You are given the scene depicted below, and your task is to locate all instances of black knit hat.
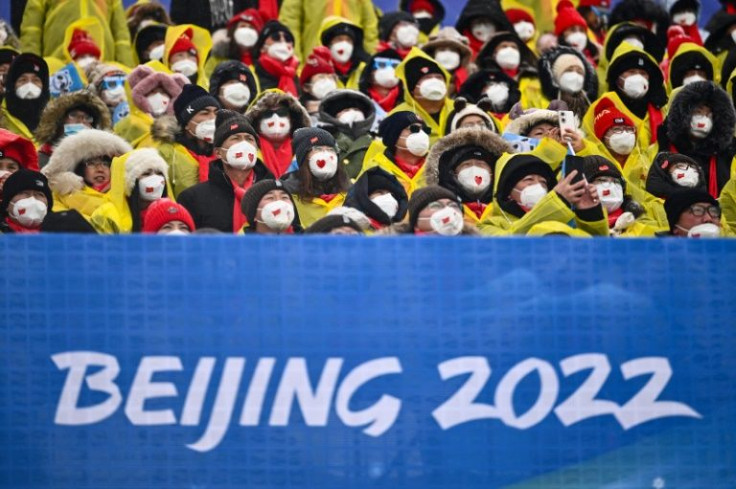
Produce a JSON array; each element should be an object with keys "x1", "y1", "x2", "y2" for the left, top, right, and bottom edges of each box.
[
  {"x1": 305, "y1": 214, "x2": 364, "y2": 234},
  {"x1": 408, "y1": 185, "x2": 461, "y2": 230},
  {"x1": 40, "y1": 209, "x2": 96, "y2": 233},
  {"x1": 378, "y1": 111, "x2": 424, "y2": 150},
  {"x1": 173, "y1": 84, "x2": 221, "y2": 127},
  {"x1": 214, "y1": 109, "x2": 260, "y2": 148},
  {"x1": 582, "y1": 155, "x2": 624, "y2": 186},
  {"x1": 291, "y1": 127, "x2": 336, "y2": 167},
  {"x1": 378, "y1": 11, "x2": 417, "y2": 41},
  {"x1": 135, "y1": 24, "x2": 167, "y2": 62},
  {"x1": 255, "y1": 21, "x2": 295, "y2": 56},
  {"x1": 0, "y1": 169, "x2": 53, "y2": 217},
  {"x1": 664, "y1": 189, "x2": 719, "y2": 232},
  {"x1": 404, "y1": 56, "x2": 445, "y2": 94},
  {"x1": 240, "y1": 179, "x2": 294, "y2": 227},
  {"x1": 208, "y1": 60, "x2": 258, "y2": 101}
]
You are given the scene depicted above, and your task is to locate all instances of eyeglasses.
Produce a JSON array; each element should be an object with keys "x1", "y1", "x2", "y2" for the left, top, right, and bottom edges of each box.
[
  {"x1": 264, "y1": 107, "x2": 289, "y2": 118},
  {"x1": 84, "y1": 159, "x2": 111, "y2": 169},
  {"x1": 688, "y1": 204, "x2": 721, "y2": 218},
  {"x1": 608, "y1": 126, "x2": 634, "y2": 135},
  {"x1": 426, "y1": 201, "x2": 461, "y2": 212},
  {"x1": 593, "y1": 176, "x2": 618, "y2": 185},
  {"x1": 408, "y1": 123, "x2": 430, "y2": 135},
  {"x1": 66, "y1": 110, "x2": 94, "y2": 124}
]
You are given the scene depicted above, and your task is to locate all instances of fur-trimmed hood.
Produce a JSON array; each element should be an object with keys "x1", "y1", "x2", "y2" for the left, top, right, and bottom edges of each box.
[
  {"x1": 317, "y1": 89, "x2": 375, "y2": 139},
  {"x1": 34, "y1": 91, "x2": 112, "y2": 146},
  {"x1": 538, "y1": 46, "x2": 598, "y2": 103},
  {"x1": 150, "y1": 115, "x2": 181, "y2": 144},
  {"x1": 245, "y1": 89, "x2": 311, "y2": 133},
  {"x1": 503, "y1": 109, "x2": 559, "y2": 136},
  {"x1": 42, "y1": 129, "x2": 132, "y2": 195},
  {"x1": 377, "y1": 221, "x2": 481, "y2": 236},
  {"x1": 127, "y1": 1, "x2": 172, "y2": 38}
]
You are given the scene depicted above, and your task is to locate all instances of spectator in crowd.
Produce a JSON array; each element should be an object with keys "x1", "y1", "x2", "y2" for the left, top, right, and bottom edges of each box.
[
  {"x1": 646, "y1": 152, "x2": 706, "y2": 200},
  {"x1": 133, "y1": 23, "x2": 168, "y2": 65},
  {"x1": 142, "y1": 197, "x2": 195, "y2": 234},
  {"x1": 377, "y1": 12, "x2": 421, "y2": 60},
  {"x1": 664, "y1": 189, "x2": 728, "y2": 237},
  {"x1": 343, "y1": 167, "x2": 408, "y2": 232},
  {"x1": 253, "y1": 21, "x2": 300, "y2": 96},
  {"x1": 421, "y1": 27, "x2": 472, "y2": 97},
  {"x1": 240, "y1": 178, "x2": 301, "y2": 234},
  {"x1": 209, "y1": 60, "x2": 259, "y2": 113},
  {"x1": 0, "y1": 129, "x2": 39, "y2": 201},
  {"x1": 0, "y1": 168, "x2": 52, "y2": 233},
  {"x1": 206, "y1": 9, "x2": 265, "y2": 74},
  {"x1": 358, "y1": 49, "x2": 403, "y2": 125},
  {"x1": 455, "y1": 0, "x2": 514, "y2": 59},
  {"x1": 380, "y1": 185, "x2": 477, "y2": 236},
  {"x1": 298, "y1": 47, "x2": 338, "y2": 122},
  {"x1": 305, "y1": 213, "x2": 363, "y2": 234},
  {"x1": 401, "y1": 0, "x2": 445, "y2": 45},
  {"x1": 163, "y1": 25, "x2": 211, "y2": 87},
  {"x1": 0, "y1": 53, "x2": 48, "y2": 142},
  {"x1": 319, "y1": 16, "x2": 369, "y2": 90},
  {"x1": 538, "y1": 46, "x2": 599, "y2": 121}
]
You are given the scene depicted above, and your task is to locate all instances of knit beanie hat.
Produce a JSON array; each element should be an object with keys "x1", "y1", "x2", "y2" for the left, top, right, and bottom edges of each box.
[
  {"x1": 0, "y1": 169, "x2": 52, "y2": 217},
  {"x1": 208, "y1": 60, "x2": 258, "y2": 99},
  {"x1": 665, "y1": 189, "x2": 718, "y2": 231},
  {"x1": 292, "y1": 127, "x2": 336, "y2": 167},
  {"x1": 506, "y1": 8, "x2": 534, "y2": 25},
  {"x1": 582, "y1": 155, "x2": 624, "y2": 186},
  {"x1": 240, "y1": 179, "x2": 294, "y2": 226},
  {"x1": 552, "y1": 53, "x2": 585, "y2": 81},
  {"x1": 85, "y1": 61, "x2": 126, "y2": 93},
  {"x1": 174, "y1": 84, "x2": 221, "y2": 127},
  {"x1": 305, "y1": 214, "x2": 364, "y2": 234},
  {"x1": 407, "y1": 185, "x2": 461, "y2": 229},
  {"x1": 226, "y1": 8, "x2": 265, "y2": 32},
  {"x1": 214, "y1": 109, "x2": 259, "y2": 148},
  {"x1": 68, "y1": 29, "x2": 101, "y2": 60},
  {"x1": 299, "y1": 46, "x2": 335, "y2": 85},
  {"x1": 378, "y1": 111, "x2": 424, "y2": 150},
  {"x1": 593, "y1": 98, "x2": 634, "y2": 140},
  {"x1": 169, "y1": 28, "x2": 198, "y2": 60},
  {"x1": 378, "y1": 11, "x2": 417, "y2": 41},
  {"x1": 142, "y1": 198, "x2": 195, "y2": 233},
  {"x1": 403, "y1": 56, "x2": 445, "y2": 94},
  {"x1": 555, "y1": 0, "x2": 588, "y2": 36},
  {"x1": 0, "y1": 130, "x2": 39, "y2": 171}
]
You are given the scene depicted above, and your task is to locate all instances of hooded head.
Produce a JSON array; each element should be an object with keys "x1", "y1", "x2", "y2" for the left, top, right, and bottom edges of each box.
[
  {"x1": 318, "y1": 89, "x2": 375, "y2": 138},
  {"x1": 4, "y1": 53, "x2": 50, "y2": 132},
  {"x1": 494, "y1": 153, "x2": 556, "y2": 218},
  {"x1": 607, "y1": 43, "x2": 667, "y2": 109},
  {"x1": 209, "y1": 60, "x2": 259, "y2": 111},
  {"x1": 344, "y1": 167, "x2": 408, "y2": 226},
  {"x1": 646, "y1": 152, "x2": 705, "y2": 199},
  {"x1": 34, "y1": 91, "x2": 112, "y2": 146}
]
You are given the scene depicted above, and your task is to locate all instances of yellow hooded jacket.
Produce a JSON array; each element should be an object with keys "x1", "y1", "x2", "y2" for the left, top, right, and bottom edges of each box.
[
  {"x1": 319, "y1": 17, "x2": 367, "y2": 90},
  {"x1": 666, "y1": 43, "x2": 719, "y2": 95},
  {"x1": 163, "y1": 24, "x2": 212, "y2": 90},
  {"x1": 359, "y1": 140, "x2": 427, "y2": 198}
]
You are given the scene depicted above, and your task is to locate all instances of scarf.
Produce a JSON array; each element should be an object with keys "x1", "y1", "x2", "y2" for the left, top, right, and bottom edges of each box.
[
  {"x1": 376, "y1": 41, "x2": 411, "y2": 59},
  {"x1": 607, "y1": 207, "x2": 624, "y2": 228},
  {"x1": 231, "y1": 170, "x2": 255, "y2": 232},
  {"x1": 319, "y1": 193, "x2": 337, "y2": 203},
  {"x1": 394, "y1": 154, "x2": 424, "y2": 179},
  {"x1": 258, "y1": 54, "x2": 299, "y2": 96},
  {"x1": 368, "y1": 86, "x2": 400, "y2": 113},
  {"x1": 465, "y1": 201, "x2": 487, "y2": 220},
  {"x1": 4, "y1": 217, "x2": 39, "y2": 233},
  {"x1": 259, "y1": 136, "x2": 293, "y2": 178},
  {"x1": 647, "y1": 104, "x2": 663, "y2": 146},
  {"x1": 258, "y1": 0, "x2": 279, "y2": 20},
  {"x1": 186, "y1": 148, "x2": 218, "y2": 182},
  {"x1": 239, "y1": 50, "x2": 254, "y2": 67},
  {"x1": 333, "y1": 59, "x2": 353, "y2": 76},
  {"x1": 464, "y1": 31, "x2": 485, "y2": 59}
]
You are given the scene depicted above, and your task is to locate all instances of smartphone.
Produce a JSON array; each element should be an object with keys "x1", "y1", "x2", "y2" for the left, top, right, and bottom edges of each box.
[
  {"x1": 558, "y1": 110, "x2": 576, "y2": 135},
  {"x1": 565, "y1": 155, "x2": 586, "y2": 184}
]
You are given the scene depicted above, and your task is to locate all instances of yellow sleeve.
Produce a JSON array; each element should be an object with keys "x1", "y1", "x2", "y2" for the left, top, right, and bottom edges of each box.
[
  {"x1": 360, "y1": 1, "x2": 379, "y2": 55},
  {"x1": 110, "y1": 0, "x2": 134, "y2": 66},
  {"x1": 19, "y1": 0, "x2": 46, "y2": 56},
  {"x1": 279, "y1": 0, "x2": 304, "y2": 61}
]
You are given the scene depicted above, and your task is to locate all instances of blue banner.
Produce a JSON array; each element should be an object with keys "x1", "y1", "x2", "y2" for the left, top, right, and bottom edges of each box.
[{"x1": 1, "y1": 236, "x2": 735, "y2": 488}]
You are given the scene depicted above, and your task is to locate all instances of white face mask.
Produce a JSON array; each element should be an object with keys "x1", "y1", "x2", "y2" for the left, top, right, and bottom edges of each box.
[
  {"x1": 514, "y1": 21, "x2": 535, "y2": 42},
  {"x1": 690, "y1": 114, "x2": 713, "y2": 138},
  {"x1": 672, "y1": 11, "x2": 697, "y2": 26},
  {"x1": 193, "y1": 118, "x2": 216, "y2": 142},
  {"x1": 371, "y1": 193, "x2": 399, "y2": 219},
  {"x1": 518, "y1": 183, "x2": 547, "y2": 209},
  {"x1": 103, "y1": 86, "x2": 126, "y2": 105},
  {"x1": 330, "y1": 40, "x2": 353, "y2": 63},
  {"x1": 559, "y1": 71, "x2": 585, "y2": 93},
  {"x1": 225, "y1": 140, "x2": 257, "y2": 169},
  {"x1": 337, "y1": 108, "x2": 365, "y2": 126},
  {"x1": 267, "y1": 42, "x2": 293, "y2": 61},
  {"x1": 731, "y1": 30, "x2": 736, "y2": 44},
  {"x1": 15, "y1": 82, "x2": 42, "y2": 100},
  {"x1": 222, "y1": 83, "x2": 250, "y2": 108},
  {"x1": 623, "y1": 37, "x2": 644, "y2": 50},
  {"x1": 9, "y1": 196, "x2": 47, "y2": 227},
  {"x1": 485, "y1": 83, "x2": 509, "y2": 109},
  {"x1": 566, "y1": 32, "x2": 588, "y2": 51},
  {"x1": 0, "y1": 28, "x2": 7, "y2": 45},
  {"x1": 171, "y1": 59, "x2": 198, "y2": 77},
  {"x1": 76, "y1": 56, "x2": 97, "y2": 69},
  {"x1": 162, "y1": 229, "x2": 189, "y2": 235},
  {"x1": 310, "y1": 77, "x2": 337, "y2": 99},
  {"x1": 259, "y1": 114, "x2": 291, "y2": 138},
  {"x1": 418, "y1": 77, "x2": 447, "y2": 101},
  {"x1": 495, "y1": 47, "x2": 520, "y2": 70},
  {"x1": 681, "y1": 222, "x2": 721, "y2": 238},
  {"x1": 621, "y1": 74, "x2": 649, "y2": 99},
  {"x1": 138, "y1": 174, "x2": 166, "y2": 201},
  {"x1": 457, "y1": 166, "x2": 491, "y2": 195},
  {"x1": 147, "y1": 92, "x2": 170, "y2": 116},
  {"x1": 259, "y1": 200, "x2": 294, "y2": 231},
  {"x1": 682, "y1": 74, "x2": 706, "y2": 86},
  {"x1": 234, "y1": 27, "x2": 259, "y2": 48},
  {"x1": 374, "y1": 67, "x2": 399, "y2": 88},
  {"x1": 308, "y1": 150, "x2": 338, "y2": 180},
  {"x1": 435, "y1": 49, "x2": 460, "y2": 71},
  {"x1": 395, "y1": 24, "x2": 419, "y2": 48},
  {"x1": 607, "y1": 132, "x2": 636, "y2": 155},
  {"x1": 670, "y1": 166, "x2": 699, "y2": 187},
  {"x1": 148, "y1": 44, "x2": 165, "y2": 61},
  {"x1": 426, "y1": 206, "x2": 464, "y2": 236},
  {"x1": 471, "y1": 22, "x2": 494, "y2": 42},
  {"x1": 404, "y1": 130, "x2": 430, "y2": 156},
  {"x1": 595, "y1": 181, "x2": 624, "y2": 212}
]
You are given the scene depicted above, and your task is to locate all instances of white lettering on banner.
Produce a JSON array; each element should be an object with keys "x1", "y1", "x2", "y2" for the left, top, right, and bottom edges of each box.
[{"x1": 52, "y1": 353, "x2": 701, "y2": 451}]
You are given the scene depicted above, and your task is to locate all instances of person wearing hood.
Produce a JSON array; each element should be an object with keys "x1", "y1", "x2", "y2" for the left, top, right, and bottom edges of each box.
[
  {"x1": 126, "y1": 1, "x2": 172, "y2": 41},
  {"x1": 0, "y1": 47, "x2": 19, "y2": 99},
  {"x1": 317, "y1": 89, "x2": 376, "y2": 180},
  {"x1": 361, "y1": 111, "x2": 430, "y2": 197},
  {"x1": 668, "y1": 0, "x2": 703, "y2": 44},
  {"x1": 206, "y1": 9, "x2": 265, "y2": 77},
  {"x1": 319, "y1": 17, "x2": 369, "y2": 90},
  {"x1": 114, "y1": 63, "x2": 189, "y2": 147},
  {"x1": 0, "y1": 53, "x2": 49, "y2": 143},
  {"x1": 420, "y1": 27, "x2": 473, "y2": 97},
  {"x1": 649, "y1": 81, "x2": 736, "y2": 199},
  {"x1": 133, "y1": 23, "x2": 168, "y2": 65},
  {"x1": 554, "y1": 0, "x2": 600, "y2": 67},
  {"x1": 476, "y1": 32, "x2": 545, "y2": 110},
  {"x1": 280, "y1": 127, "x2": 350, "y2": 227},
  {"x1": 305, "y1": 214, "x2": 364, "y2": 235},
  {"x1": 0, "y1": 129, "x2": 39, "y2": 200},
  {"x1": 299, "y1": 47, "x2": 339, "y2": 122},
  {"x1": 392, "y1": 47, "x2": 453, "y2": 144},
  {"x1": 577, "y1": 0, "x2": 611, "y2": 46},
  {"x1": 178, "y1": 109, "x2": 273, "y2": 233},
  {"x1": 376, "y1": 12, "x2": 421, "y2": 60},
  {"x1": 239, "y1": 178, "x2": 302, "y2": 234},
  {"x1": 41, "y1": 128, "x2": 132, "y2": 219},
  {"x1": 425, "y1": 128, "x2": 511, "y2": 227},
  {"x1": 85, "y1": 61, "x2": 130, "y2": 117},
  {"x1": 343, "y1": 167, "x2": 408, "y2": 232},
  {"x1": 458, "y1": 70, "x2": 520, "y2": 124},
  {"x1": 90, "y1": 148, "x2": 173, "y2": 233},
  {"x1": 704, "y1": 11, "x2": 736, "y2": 64},
  {"x1": 401, "y1": 0, "x2": 445, "y2": 45},
  {"x1": 479, "y1": 153, "x2": 609, "y2": 236},
  {"x1": 646, "y1": 152, "x2": 706, "y2": 200},
  {"x1": 252, "y1": 21, "x2": 300, "y2": 97},
  {"x1": 163, "y1": 25, "x2": 212, "y2": 88},
  {"x1": 665, "y1": 35, "x2": 717, "y2": 95},
  {"x1": 662, "y1": 189, "x2": 730, "y2": 238},
  {"x1": 0, "y1": 168, "x2": 53, "y2": 233},
  {"x1": 169, "y1": 0, "x2": 266, "y2": 33},
  {"x1": 538, "y1": 46, "x2": 599, "y2": 122},
  {"x1": 142, "y1": 197, "x2": 195, "y2": 235},
  {"x1": 446, "y1": 97, "x2": 501, "y2": 134},
  {"x1": 245, "y1": 89, "x2": 311, "y2": 178},
  {"x1": 609, "y1": 0, "x2": 672, "y2": 52},
  {"x1": 209, "y1": 60, "x2": 260, "y2": 113},
  {"x1": 358, "y1": 49, "x2": 403, "y2": 127},
  {"x1": 583, "y1": 44, "x2": 668, "y2": 152},
  {"x1": 505, "y1": 6, "x2": 538, "y2": 54},
  {"x1": 454, "y1": 0, "x2": 515, "y2": 59},
  {"x1": 62, "y1": 27, "x2": 104, "y2": 74},
  {"x1": 596, "y1": 22, "x2": 665, "y2": 90}
]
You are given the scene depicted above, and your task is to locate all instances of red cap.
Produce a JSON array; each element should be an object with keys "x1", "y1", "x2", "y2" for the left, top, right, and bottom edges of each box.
[
  {"x1": 506, "y1": 8, "x2": 534, "y2": 25},
  {"x1": 299, "y1": 46, "x2": 335, "y2": 84},
  {"x1": 554, "y1": 0, "x2": 588, "y2": 36},
  {"x1": 666, "y1": 25, "x2": 697, "y2": 59},
  {"x1": 226, "y1": 8, "x2": 265, "y2": 32},
  {"x1": 68, "y1": 29, "x2": 101, "y2": 60},
  {"x1": 410, "y1": 0, "x2": 435, "y2": 15},
  {"x1": 578, "y1": 0, "x2": 610, "y2": 7},
  {"x1": 169, "y1": 28, "x2": 198, "y2": 60},
  {"x1": 594, "y1": 98, "x2": 634, "y2": 140},
  {"x1": 0, "y1": 129, "x2": 39, "y2": 171},
  {"x1": 142, "y1": 198, "x2": 195, "y2": 233}
]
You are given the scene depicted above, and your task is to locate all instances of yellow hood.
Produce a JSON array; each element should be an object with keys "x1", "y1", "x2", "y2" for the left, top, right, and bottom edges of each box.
[
  {"x1": 395, "y1": 46, "x2": 451, "y2": 104},
  {"x1": 61, "y1": 17, "x2": 107, "y2": 68},
  {"x1": 163, "y1": 24, "x2": 212, "y2": 89},
  {"x1": 667, "y1": 42, "x2": 718, "y2": 94}
]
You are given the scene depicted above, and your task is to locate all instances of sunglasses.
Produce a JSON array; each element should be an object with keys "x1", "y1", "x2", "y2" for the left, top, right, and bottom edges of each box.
[
  {"x1": 373, "y1": 58, "x2": 400, "y2": 70},
  {"x1": 408, "y1": 123, "x2": 430, "y2": 135},
  {"x1": 268, "y1": 31, "x2": 292, "y2": 42},
  {"x1": 264, "y1": 107, "x2": 289, "y2": 118},
  {"x1": 101, "y1": 76, "x2": 125, "y2": 90}
]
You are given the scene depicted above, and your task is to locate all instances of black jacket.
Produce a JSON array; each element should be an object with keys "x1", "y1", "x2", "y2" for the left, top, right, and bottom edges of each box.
[
  {"x1": 178, "y1": 159, "x2": 273, "y2": 232},
  {"x1": 170, "y1": 0, "x2": 256, "y2": 31}
]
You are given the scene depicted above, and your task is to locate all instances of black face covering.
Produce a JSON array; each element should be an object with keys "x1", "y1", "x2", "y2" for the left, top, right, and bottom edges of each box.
[
  {"x1": 4, "y1": 54, "x2": 49, "y2": 132},
  {"x1": 416, "y1": 17, "x2": 436, "y2": 34}
]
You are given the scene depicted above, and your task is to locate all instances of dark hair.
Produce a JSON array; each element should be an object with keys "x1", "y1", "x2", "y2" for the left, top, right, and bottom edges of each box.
[
  {"x1": 294, "y1": 149, "x2": 350, "y2": 199},
  {"x1": 127, "y1": 176, "x2": 168, "y2": 232}
]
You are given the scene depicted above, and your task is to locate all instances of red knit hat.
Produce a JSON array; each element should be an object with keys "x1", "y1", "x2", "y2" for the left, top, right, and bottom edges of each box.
[
  {"x1": 299, "y1": 46, "x2": 335, "y2": 84},
  {"x1": 169, "y1": 28, "x2": 198, "y2": 60},
  {"x1": 506, "y1": 8, "x2": 534, "y2": 25},
  {"x1": 409, "y1": 0, "x2": 435, "y2": 14},
  {"x1": 0, "y1": 129, "x2": 39, "y2": 171},
  {"x1": 142, "y1": 198, "x2": 195, "y2": 233},
  {"x1": 666, "y1": 25, "x2": 696, "y2": 59},
  {"x1": 226, "y1": 8, "x2": 265, "y2": 32},
  {"x1": 578, "y1": 0, "x2": 610, "y2": 7},
  {"x1": 554, "y1": 0, "x2": 588, "y2": 36},
  {"x1": 593, "y1": 99, "x2": 634, "y2": 140},
  {"x1": 68, "y1": 29, "x2": 101, "y2": 60}
]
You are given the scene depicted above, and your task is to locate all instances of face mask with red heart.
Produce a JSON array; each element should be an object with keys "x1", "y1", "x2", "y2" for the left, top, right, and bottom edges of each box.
[
  {"x1": 225, "y1": 141, "x2": 258, "y2": 170},
  {"x1": 308, "y1": 150, "x2": 338, "y2": 180},
  {"x1": 138, "y1": 174, "x2": 166, "y2": 201}
]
